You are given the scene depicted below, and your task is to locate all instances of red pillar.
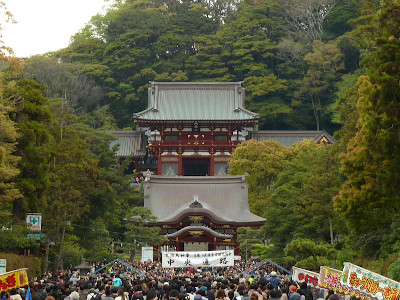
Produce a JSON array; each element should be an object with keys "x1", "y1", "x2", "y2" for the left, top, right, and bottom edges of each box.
[
  {"x1": 210, "y1": 148, "x2": 214, "y2": 176},
  {"x1": 158, "y1": 149, "x2": 162, "y2": 175},
  {"x1": 178, "y1": 147, "x2": 183, "y2": 175}
]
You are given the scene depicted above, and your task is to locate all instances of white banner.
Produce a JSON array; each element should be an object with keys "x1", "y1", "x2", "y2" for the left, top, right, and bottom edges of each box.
[
  {"x1": 162, "y1": 250, "x2": 234, "y2": 268},
  {"x1": 341, "y1": 262, "x2": 400, "y2": 300},
  {"x1": 292, "y1": 266, "x2": 319, "y2": 287}
]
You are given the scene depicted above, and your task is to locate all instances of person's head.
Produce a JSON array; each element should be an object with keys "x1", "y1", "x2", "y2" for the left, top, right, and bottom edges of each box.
[
  {"x1": 169, "y1": 289, "x2": 180, "y2": 300},
  {"x1": 249, "y1": 293, "x2": 258, "y2": 300},
  {"x1": 328, "y1": 295, "x2": 339, "y2": 300},
  {"x1": 300, "y1": 283, "x2": 307, "y2": 290},
  {"x1": 215, "y1": 289, "x2": 225, "y2": 300},
  {"x1": 228, "y1": 290, "x2": 234, "y2": 300},
  {"x1": 117, "y1": 289, "x2": 125, "y2": 297},
  {"x1": 147, "y1": 289, "x2": 158, "y2": 300},
  {"x1": 289, "y1": 285, "x2": 297, "y2": 294}
]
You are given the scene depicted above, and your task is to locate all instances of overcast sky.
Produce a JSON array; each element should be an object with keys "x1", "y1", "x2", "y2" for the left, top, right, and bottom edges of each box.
[{"x1": 2, "y1": 0, "x2": 114, "y2": 58}]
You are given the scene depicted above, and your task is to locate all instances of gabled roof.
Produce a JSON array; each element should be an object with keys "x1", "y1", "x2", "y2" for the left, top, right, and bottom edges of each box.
[
  {"x1": 110, "y1": 131, "x2": 146, "y2": 157},
  {"x1": 252, "y1": 130, "x2": 335, "y2": 147},
  {"x1": 144, "y1": 176, "x2": 265, "y2": 225},
  {"x1": 158, "y1": 199, "x2": 235, "y2": 224},
  {"x1": 134, "y1": 82, "x2": 259, "y2": 122},
  {"x1": 166, "y1": 225, "x2": 233, "y2": 239}
]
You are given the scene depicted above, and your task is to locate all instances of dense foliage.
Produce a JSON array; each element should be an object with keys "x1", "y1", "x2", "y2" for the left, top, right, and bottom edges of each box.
[{"x1": 0, "y1": 0, "x2": 399, "y2": 277}]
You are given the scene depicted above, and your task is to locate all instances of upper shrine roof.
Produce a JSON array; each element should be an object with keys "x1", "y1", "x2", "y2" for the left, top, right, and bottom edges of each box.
[{"x1": 134, "y1": 82, "x2": 259, "y2": 122}]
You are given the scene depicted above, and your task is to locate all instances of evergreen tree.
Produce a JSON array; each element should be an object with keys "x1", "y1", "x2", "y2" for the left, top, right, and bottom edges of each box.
[{"x1": 334, "y1": 0, "x2": 400, "y2": 258}]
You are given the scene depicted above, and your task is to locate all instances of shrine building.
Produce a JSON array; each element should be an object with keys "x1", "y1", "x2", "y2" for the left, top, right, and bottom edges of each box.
[{"x1": 113, "y1": 81, "x2": 334, "y2": 254}]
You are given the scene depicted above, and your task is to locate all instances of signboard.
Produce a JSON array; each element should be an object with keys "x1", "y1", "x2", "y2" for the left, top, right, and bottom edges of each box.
[
  {"x1": 292, "y1": 266, "x2": 319, "y2": 287},
  {"x1": 26, "y1": 213, "x2": 42, "y2": 232},
  {"x1": 0, "y1": 268, "x2": 28, "y2": 292},
  {"x1": 319, "y1": 266, "x2": 347, "y2": 292},
  {"x1": 162, "y1": 250, "x2": 234, "y2": 268},
  {"x1": 0, "y1": 260, "x2": 6, "y2": 275},
  {"x1": 341, "y1": 262, "x2": 400, "y2": 300},
  {"x1": 141, "y1": 246, "x2": 153, "y2": 263},
  {"x1": 27, "y1": 232, "x2": 43, "y2": 241}
]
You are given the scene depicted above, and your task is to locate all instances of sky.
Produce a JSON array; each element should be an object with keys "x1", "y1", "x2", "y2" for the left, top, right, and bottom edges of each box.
[{"x1": 2, "y1": 0, "x2": 114, "y2": 58}]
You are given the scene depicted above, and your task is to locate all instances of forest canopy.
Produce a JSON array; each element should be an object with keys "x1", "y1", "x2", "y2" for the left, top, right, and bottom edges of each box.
[{"x1": 0, "y1": 0, "x2": 399, "y2": 278}]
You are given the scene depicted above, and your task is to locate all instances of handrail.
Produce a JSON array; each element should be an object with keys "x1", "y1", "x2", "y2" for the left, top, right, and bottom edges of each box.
[
  {"x1": 245, "y1": 259, "x2": 292, "y2": 276},
  {"x1": 93, "y1": 259, "x2": 135, "y2": 274}
]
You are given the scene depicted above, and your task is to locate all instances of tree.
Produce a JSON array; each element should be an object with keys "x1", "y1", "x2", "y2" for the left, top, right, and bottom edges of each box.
[
  {"x1": 334, "y1": 0, "x2": 400, "y2": 258},
  {"x1": 278, "y1": 0, "x2": 336, "y2": 44},
  {"x1": 228, "y1": 140, "x2": 290, "y2": 229},
  {"x1": 284, "y1": 238, "x2": 337, "y2": 271},
  {"x1": 295, "y1": 40, "x2": 344, "y2": 130},
  {"x1": 0, "y1": 101, "x2": 20, "y2": 220},
  {"x1": 23, "y1": 56, "x2": 103, "y2": 114},
  {"x1": 3, "y1": 79, "x2": 52, "y2": 221},
  {"x1": 124, "y1": 207, "x2": 167, "y2": 261},
  {"x1": 237, "y1": 227, "x2": 266, "y2": 261}
]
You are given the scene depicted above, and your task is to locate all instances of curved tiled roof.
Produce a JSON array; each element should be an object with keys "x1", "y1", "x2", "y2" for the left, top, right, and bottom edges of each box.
[
  {"x1": 252, "y1": 130, "x2": 335, "y2": 147},
  {"x1": 144, "y1": 176, "x2": 265, "y2": 225},
  {"x1": 110, "y1": 131, "x2": 146, "y2": 157},
  {"x1": 165, "y1": 225, "x2": 233, "y2": 239},
  {"x1": 134, "y1": 82, "x2": 258, "y2": 121}
]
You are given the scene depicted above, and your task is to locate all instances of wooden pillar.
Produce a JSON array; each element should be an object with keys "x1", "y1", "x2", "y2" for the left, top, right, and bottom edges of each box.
[
  {"x1": 178, "y1": 147, "x2": 183, "y2": 176},
  {"x1": 210, "y1": 148, "x2": 214, "y2": 176},
  {"x1": 158, "y1": 148, "x2": 162, "y2": 175}
]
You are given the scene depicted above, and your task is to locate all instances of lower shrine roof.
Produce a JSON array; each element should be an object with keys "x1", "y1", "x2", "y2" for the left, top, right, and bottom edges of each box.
[
  {"x1": 165, "y1": 225, "x2": 233, "y2": 239},
  {"x1": 143, "y1": 175, "x2": 265, "y2": 225}
]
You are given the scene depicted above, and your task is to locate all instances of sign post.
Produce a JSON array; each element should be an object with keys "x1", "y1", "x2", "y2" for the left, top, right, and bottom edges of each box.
[
  {"x1": 26, "y1": 213, "x2": 42, "y2": 232},
  {"x1": 0, "y1": 259, "x2": 6, "y2": 274},
  {"x1": 141, "y1": 247, "x2": 153, "y2": 263}
]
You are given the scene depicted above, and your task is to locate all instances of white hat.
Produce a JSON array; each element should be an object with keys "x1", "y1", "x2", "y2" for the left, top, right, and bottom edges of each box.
[{"x1": 271, "y1": 271, "x2": 277, "y2": 277}]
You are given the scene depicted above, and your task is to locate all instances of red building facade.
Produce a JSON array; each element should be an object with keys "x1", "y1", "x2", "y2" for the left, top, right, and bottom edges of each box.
[
  {"x1": 134, "y1": 82, "x2": 264, "y2": 254},
  {"x1": 127, "y1": 82, "x2": 334, "y2": 254}
]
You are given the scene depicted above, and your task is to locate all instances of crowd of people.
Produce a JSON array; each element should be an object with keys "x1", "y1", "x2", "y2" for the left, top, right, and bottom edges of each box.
[{"x1": 0, "y1": 261, "x2": 342, "y2": 300}]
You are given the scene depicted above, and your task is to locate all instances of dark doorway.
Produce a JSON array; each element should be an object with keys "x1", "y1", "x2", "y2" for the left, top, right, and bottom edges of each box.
[{"x1": 183, "y1": 158, "x2": 210, "y2": 176}]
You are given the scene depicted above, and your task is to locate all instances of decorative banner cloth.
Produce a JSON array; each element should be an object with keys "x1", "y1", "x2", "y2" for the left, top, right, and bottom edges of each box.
[
  {"x1": 162, "y1": 250, "x2": 234, "y2": 268},
  {"x1": 319, "y1": 266, "x2": 344, "y2": 291},
  {"x1": 319, "y1": 266, "x2": 376, "y2": 300},
  {"x1": 0, "y1": 268, "x2": 28, "y2": 292},
  {"x1": 341, "y1": 262, "x2": 400, "y2": 300},
  {"x1": 292, "y1": 266, "x2": 319, "y2": 287}
]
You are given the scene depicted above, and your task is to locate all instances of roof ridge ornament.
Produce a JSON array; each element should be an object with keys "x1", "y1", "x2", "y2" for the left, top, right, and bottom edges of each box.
[{"x1": 190, "y1": 195, "x2": 203, "y2": 208}]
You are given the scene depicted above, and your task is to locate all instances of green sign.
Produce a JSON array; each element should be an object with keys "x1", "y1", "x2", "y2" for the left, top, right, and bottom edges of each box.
[{"x1": 27, "y1": 232, "x2": 43, "y2": 241}]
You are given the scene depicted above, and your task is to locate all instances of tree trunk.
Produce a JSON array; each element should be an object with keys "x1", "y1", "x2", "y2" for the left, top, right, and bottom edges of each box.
[
  {"x1": 55, "y1": 210, "x2": 67, "y2": 272},
  {"x1": 43, "y1": 240, "x2": 50, "y2": 273},
  {"x1": 329, "y1": 217, "x2": 334, "y2": 245}
]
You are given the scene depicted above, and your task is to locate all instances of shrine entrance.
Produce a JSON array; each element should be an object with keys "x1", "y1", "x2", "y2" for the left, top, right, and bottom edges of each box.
[{"x1": 183, "y1": 158, "x2": 210, "y2": 176}]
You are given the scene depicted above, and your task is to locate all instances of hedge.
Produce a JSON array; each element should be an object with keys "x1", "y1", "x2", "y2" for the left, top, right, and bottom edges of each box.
[{"x1": 0, "y1": 253, "x2": 41, "y2": 279}]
